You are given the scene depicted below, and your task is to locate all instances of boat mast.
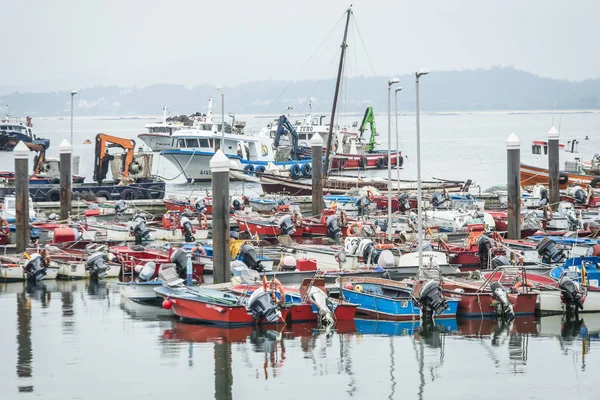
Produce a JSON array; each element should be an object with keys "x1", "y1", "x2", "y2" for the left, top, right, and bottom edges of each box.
[{"x1": 323, "y1": 6, "x2": 352, "y2": 178}]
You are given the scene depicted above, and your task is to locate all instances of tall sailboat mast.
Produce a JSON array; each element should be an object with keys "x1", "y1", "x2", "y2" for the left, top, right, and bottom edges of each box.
[{"x1": 323, "y1": 6, "x2": 352, "y2": 178}]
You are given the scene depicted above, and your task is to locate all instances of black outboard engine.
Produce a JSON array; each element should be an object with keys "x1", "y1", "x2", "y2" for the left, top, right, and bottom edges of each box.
[
  {"x1": 86, "y1": 252, "x2": 111, "y2": 279},
  {"x1": 416, "y1": 280, "x2": 449, "y2": 319},
  {"x1": 536, "y1": 237, "x2": 565, "y2": 264},
  {"x1": 24, "y1": 254, "x2": 47, "y2": 283},
  {"x1": 247, "y1": 288, "x2": 281, "y2": 323},
  {"x1": 195, "y1": 198, "x2": 206, "y2": 214},
  {"x1": 430, "y1": 192, "x2": 446, "y2": 208},
  {"x1": 490, "y1": 281, "x2": 515, "y2": 321},
  {"x1": 361, "y1": 240, "x2": 379, "y2": 265},
  {"x1": 539, "y1": 187, "x2": 549, "y2": 206},
  {"x1": 278, "y1": 215, "x2": 295, "y2": 235},
  {"x1": 239, "y1": 244, "x2": 264, "y2": 272},
  {"x1": 566, "y1": 209, "x2": 580, "y2": 231},
  {"x1": 573, "y1": 187, "x2": 587, "y2": 206},
  {"x1": 356, "y1": 194, "x2": 370, "y2": 216},
  {"x1": 397, "y1": 193, "x2": 410, "y2": 212},
  {"x1": 491, "y1": 255, "x2": 510, "y2": 268},
  {"x1": 169, "y1": 247, "x2": 189, "y2": 279},
  {"x1": 115, "y1": 200, "x2": 126, "y2": 215},
  {"x1": 326, "y1": 214, "x2": 342, "y2": 243},
  {"x1": 129, "y1": 215, "x2": 151, "y2": 245},
  {"x1": 179, "y1": 216, "x2": 195, "y2": 242},
  {"x1": 478, "y1": 235, "x2": 491, "y2": 268},
  {"x1": 558, "y1": 275, "x2": 584, "y2": 314},
  {"x1": 232, "y1": 199, "x2": 242, "y2": 211}
]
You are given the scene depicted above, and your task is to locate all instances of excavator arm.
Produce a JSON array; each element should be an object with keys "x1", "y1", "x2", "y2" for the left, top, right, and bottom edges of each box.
[
  {"x1": 274, "y1": 115, "x2": 300, "y2": 160},
  {"x1": 93, "y1": 133, "x2": 136, "y2": 184},
  {"x1": 358, "y1": 106, "x2": 377, "y2": 152},
  {"x1": 25, "y1": 143, "x2": 47, "y2": 174}
]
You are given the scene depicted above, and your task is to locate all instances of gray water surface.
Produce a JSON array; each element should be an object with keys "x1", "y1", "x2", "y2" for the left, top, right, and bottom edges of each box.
[{"x1": 0, "y1": 280, "x2": 598, "y2": 400}]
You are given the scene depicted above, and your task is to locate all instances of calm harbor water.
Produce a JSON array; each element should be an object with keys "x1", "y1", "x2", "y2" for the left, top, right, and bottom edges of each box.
[{"x1": 1, "y1": 280, "x2": 599, "y2": 400}]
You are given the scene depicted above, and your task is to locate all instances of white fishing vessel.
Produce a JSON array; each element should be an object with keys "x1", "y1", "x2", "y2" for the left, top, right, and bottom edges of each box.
[
  {"x1": 0, "y1": 107, "x2": 50, "y2": 151},
  {"x1": 138, "y1": 105, "x2": 199, "y2": 151}
]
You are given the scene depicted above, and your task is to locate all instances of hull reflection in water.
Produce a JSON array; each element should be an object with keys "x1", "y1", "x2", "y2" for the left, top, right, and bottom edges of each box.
[{"x1": 354, "y1": 318, "x2": 458, "y2": 335}]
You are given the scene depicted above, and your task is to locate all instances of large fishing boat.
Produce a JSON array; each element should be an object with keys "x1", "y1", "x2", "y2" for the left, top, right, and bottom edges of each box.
[
  {"x1": 137, "y1": 106, "x2": 187, "y2": 151},
  {"x1": 0, "y1": 108, "x2": 50, "y2": 151}
]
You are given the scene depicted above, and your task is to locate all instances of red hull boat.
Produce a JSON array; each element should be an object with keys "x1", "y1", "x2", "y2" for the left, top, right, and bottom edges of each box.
[{"x1": 331, "y1": 151, "x2": 403, "y2": 170}]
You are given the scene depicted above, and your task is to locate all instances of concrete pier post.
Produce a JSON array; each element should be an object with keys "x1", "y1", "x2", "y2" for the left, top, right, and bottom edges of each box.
[
  {"x1": 14, "y1": 141, "x2": 29, "y2": 252},
  {"x1": 507, "y1": 133, "x2": 521, "y2": 240},
  {"x1": 59, "y1": 140, "x2": 72, "y2": 221},
  {"x1": 210, "y1": 150, "x2": 231, "y2": 284},
  {"x1": 548, "y1": 126, "x2": 560, "y2": 208},
  {"x1": 311, "y1": 133, "x2": 324, "y2": 216}
]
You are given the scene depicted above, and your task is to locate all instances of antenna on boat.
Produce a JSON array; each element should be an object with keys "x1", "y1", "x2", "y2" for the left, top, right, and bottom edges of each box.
[
  {"x1": 207, "y1": 97, "x2": 213, "y2": 123},
  {"x1": 162, "y1": 105, "x2": 168, "y2": 123}
]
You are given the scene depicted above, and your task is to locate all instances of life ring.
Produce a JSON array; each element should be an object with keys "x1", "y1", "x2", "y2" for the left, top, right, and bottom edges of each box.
[
  {"x1": 270, "y1": 278, "x2": 285, "y2": 305},
  {"x1": 367, "y1": 190, "x2": 375, "y2": 202},
  {"x1": 243, "y1": 165, "x2": 255, "y2": 176},
  {"x1": 45, "y1": 188, "x2": 61, "y2": 202},
  {"x1": 198, "y1": 213, "x2": 208, "y2": 229},
  {"x1": 559, "y1": 172, "x2": 569, "y2": 185},
  {"x1": 375, "y1": 243, "x2": 394, "y2": 250},
  {"x1": 192, "y1": 245, "x2": 207, "y2": 256},
  {"x1": 510, "y1": 252, "x2": 524, "y2": 266},
  {"x1": 376, "y1": 157, "x2": 386, "y2": 169},
  {"x1": 513, "y1": 281, "x2": 534, "y2": 291},
  {"x1": 346, "y1": 222, "x2": 362, "y2": 237},
  {"x1": 0, "y1": 218, "x2": 9, "y2": 235},
  {"x1": 255, "y1": 165, "x2": 266, "y2": 174},
  {"x1": 546, "y1": 205, "x2": 553, "y2": 220},
  {"x1": 302, "y1": 163, "x2": 311, "y2": 177},
  {"x1": 290, "y1": 164, "x2": 301, "y2": 179}
]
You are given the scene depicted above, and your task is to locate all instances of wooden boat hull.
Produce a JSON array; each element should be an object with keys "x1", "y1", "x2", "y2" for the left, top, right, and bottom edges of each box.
[{"x1": 520, "y1": 163, "x2": 596, "y2": 189}]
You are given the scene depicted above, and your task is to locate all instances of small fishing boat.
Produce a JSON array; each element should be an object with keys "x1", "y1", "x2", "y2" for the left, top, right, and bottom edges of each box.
[
  {"x1": 339, "y1": 277, "x2": 458, "y2": 320},
  {"x1": 155, "y1": 268, "x2": 288, "y2": 325}
]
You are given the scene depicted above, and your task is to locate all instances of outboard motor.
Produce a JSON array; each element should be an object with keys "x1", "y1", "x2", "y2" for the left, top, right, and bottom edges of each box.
[
  {"x1": 344, "y1": 237, "x2": 360, "y2": 256},
  {"x1": 421, "y1": 240, "x2": 433, "y2": 252},
  {"x1": 566, "y1": 208, "x2": 580, "y2": 231},
  {"x1": 114, "y1": 200, "x2": 127, "y2": 215},
  {"x1": 359, "y1": 239, "x2": 379, "y2": 265},
  {"x1": 306, "y1": 286, "x2": 335, "y2": 328},
  {"x1": 231, "y1": 199, "x2": 242, "y2": 211},
  {"x1": 326, "y1": 214, "x2": 342, "y2": 243},
  {"x1": 376, "y1": 249, "x2": 395, "y2": 270},
  {"x1": 179, "y1": 216, "x2": 195, "y2": 242},
  {"x1": 239, "y1": 244, "x2": 264, "y2": 272},
  {"x1": 491, "y1": 255, "x2": 510, "y2": 268},
  {"x1": 356, "y1": 194, "x2": 370, "y2": 216},
  {"x1": 170, "y1": 247, "x2": 190, "y2": 279},
  {"x1": 490, "y1": 281, "x2": 515, "y2": 321},
  {"x1": 278, "y1": 214, "x2": 295, "y2": 235},
  {"x1": 430, "y1": 192, "x2": 446, "y2": 208},
  {"x1": 24, "y1": 253, "x2": 47, "y2": 283},
  {"x1": 573, "y1": 186, "x2": 586, "y2": 206},
  {"x1": 136, "y1": 261, "x2": 155, "y2": 282},
  {"x1": 195, "y1": 198, "x2": 206, "y2": 214},
  {"x1": 129, "y1": 215, "x2": 151, "y2": 245},
  {"x1": 247, "y1": 287, "x2": 282, "y2": 323},
  {"x1": 397, "y1": 193, "x2": 410, "y2": 212},
  {"x1": 558, "y1": 275, "x2": 584, "y2": 313},
  {"x1": 86, "y1": 252, "x2": 111, "y2": 279},
  {"x1": 415, "y1": 280, "x2": 449, "y2": 319},
  {"x1": 539, "y1": 186, "x2": 549, "y2": 206},
  {"x1": 478, "y1": 235, "x2": 491, "y2": 268},
  {"x1": 280, "y1": 255, "x2": 297, "y2": 272},
  {"x1": 536, "y1": 237, "x2": 565, "y2": 264}
]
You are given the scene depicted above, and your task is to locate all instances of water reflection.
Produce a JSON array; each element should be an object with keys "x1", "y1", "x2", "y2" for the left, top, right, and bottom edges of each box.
[{"x1": 16, "y1": 290, "x2": 33, "y2": 393}]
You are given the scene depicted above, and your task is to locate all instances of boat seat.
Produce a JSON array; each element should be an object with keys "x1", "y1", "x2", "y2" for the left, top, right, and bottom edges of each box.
[{"x1": 158, "y1": 264, "x2": 184, "y2": 287}]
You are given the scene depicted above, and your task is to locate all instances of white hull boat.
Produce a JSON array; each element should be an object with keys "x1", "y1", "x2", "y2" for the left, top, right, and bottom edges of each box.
[
  {"x1": 83, "y1": 224, "x2": 209, "y2": 242},
  {"x1": 54, "y1": 260, "x2": 121, "y2": 280},
  {"x1": 0, "y1": 264, "x2": 59, "y2": 282},
  {"x1": 118, "y1": 281, "x2": 163, "y2": 304}
]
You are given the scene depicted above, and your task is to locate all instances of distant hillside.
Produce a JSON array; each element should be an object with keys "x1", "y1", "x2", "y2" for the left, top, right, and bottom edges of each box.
[{"x1": 3, "y1": 67, "x2": 599, "y2": 117}]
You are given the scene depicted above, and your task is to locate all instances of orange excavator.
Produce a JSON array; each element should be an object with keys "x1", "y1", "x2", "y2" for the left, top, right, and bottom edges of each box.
[{"x1": 93, "y1": 133, "x2": 139, "y2": 185}]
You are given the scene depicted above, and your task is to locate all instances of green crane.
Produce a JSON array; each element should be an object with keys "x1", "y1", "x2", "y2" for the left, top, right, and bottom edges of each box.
[{"x1": 358, "y1": 106, "x2": 377, "y2": 152}]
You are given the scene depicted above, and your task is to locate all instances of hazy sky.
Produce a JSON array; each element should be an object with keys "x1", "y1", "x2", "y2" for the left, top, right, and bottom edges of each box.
[{"x1": 4, "y1": 0, "x2": 599, "y2": 91}]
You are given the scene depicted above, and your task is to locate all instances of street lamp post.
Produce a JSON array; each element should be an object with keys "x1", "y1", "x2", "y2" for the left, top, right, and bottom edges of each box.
[
  {"x1": 387, "y1": 78, "x2": 400, "y2": 239},
  {"x1": 70, "y1": 90, "x2": 78, "y2": 170},
  {"x1": 415, "y1": 69, "x2": 429, "y2": 268},
  {"x1": 218, "y1": 86, "x2": 225, "y2": 140},
  {"x1": 394, "y1": 87, "x2": 402, "y2": 187}
]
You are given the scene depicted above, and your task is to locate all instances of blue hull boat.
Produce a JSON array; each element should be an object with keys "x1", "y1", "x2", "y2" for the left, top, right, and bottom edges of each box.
[
  {"x1": 354, "y1": 318, "x2": 458, "y2": 335},
  {"x1": 550, "y1": 256, "x2": 600, "y2": 285},
  {"x1": 340, "y1": 277, "x2": 458, "y2": 320}
]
